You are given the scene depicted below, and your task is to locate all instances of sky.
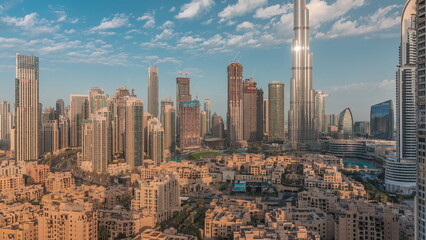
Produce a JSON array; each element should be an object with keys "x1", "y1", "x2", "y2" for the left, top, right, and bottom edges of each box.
[{"x1": 0, "y1": 0, "x2": 403, "y2": 121}]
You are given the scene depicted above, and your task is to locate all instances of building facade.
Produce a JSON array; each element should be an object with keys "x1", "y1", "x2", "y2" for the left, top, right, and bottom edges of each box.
[
  {"x1": 268, "y1": 82, "x2": 285, "y2": 141},
  {"x1": 179, "y1": 101, "x2": 201, "y2": 152},
  {"x1": 370, "y1": 100, "x2": 394, "y2": 140},
  {"x1": 69, "y1": 95, "x2": 89, "y2": 147},
  {"x1": 125, "y1": 97, "x2": 144, "y2": 168},
  {"x1": 227, "y1": 63, "x2": 245, "y2": 148},
  {"x1": 148, "y1": 66, "x2": 159, "y2": 117}
]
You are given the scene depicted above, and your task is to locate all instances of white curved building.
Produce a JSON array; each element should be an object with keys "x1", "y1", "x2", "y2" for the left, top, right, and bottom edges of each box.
[{"x1": 385, "y1": 157, "x2": 416, "y2": 195}]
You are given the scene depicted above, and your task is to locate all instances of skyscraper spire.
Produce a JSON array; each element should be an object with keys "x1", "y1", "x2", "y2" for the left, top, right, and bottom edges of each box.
[{"x1": 288, "y1": 0, "x2": 317, "y2": 149}]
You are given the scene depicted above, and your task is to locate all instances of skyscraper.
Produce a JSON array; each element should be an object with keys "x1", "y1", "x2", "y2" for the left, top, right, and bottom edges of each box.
[
  {"x1": 89, "y1": 87, "x2": 107, "y2": 114},
  {"x1": 227, "y1": 63, "x2": 245, "y2": 148},
  {"x1": 417, "y1": 0, "x2": 426, "y2": 237},
  {"x1": 41, "y1": 120, "x2": 59, "y2": 154},
  {"x1": 111, "y1": 87, "x2": 131, "y2": 154},
  {"x1": 204, "y1": 99, "x2": 212, "y2": 134},
  {"x1": 288, "y1": 0, "x2": 317, "y2": 149},
  {"x1": 386, "y1": 0, "x2": 417, "y2": 196},
  {"x1": 160, "y1": 99, "x2": 173, "y2": 124},
  {"x1": 268, "y1": 82, "x2": 285, "y2": 141},
  {"x1": 179, "y1": 100, "x2": 201, "y2": 152},
  {"x1": 176, "y1": 77, "x2": 191, "y2": 115},
  {"x1": 256, "y1": 89, "x2": 264, "y2": 141},
  {"x1": 125, "y1": 97, "x2": 144, "y2": 168},
  {"x1": 314, "y1": 91, "x2": 329, "y2": 133},
  {"x1": 55, "y1": 99, "x2": 65, "y2": 117},
  {"x1": 69, "y1": 95, "x2": 89, "y2": 147},
  {"x1": 338, "y1": 108, "x2": 354, "y2": 139},
  {"x1": 58, "y1": 115, "x2": 69, "y2": 149},
  {"x1": 0, "y1": 101, "x2": 12, "y2": 142},
  {"x1": 212, "y1": 113, "x2": 224, "y2": 139},
  {"x1": 200, "y1": 111, "x2": 207, "y2": 139},
  {"x1": 243, "y1": 79, "x2": 258, "y2": 142},
  {"x1": 148, "y1": 118, "x2": 164, "y2": 165},
  {"x1": 263, "y1": 99, "x2": 269, "y2": 138},
  {"x1": 163, "y1": 105, "x2": 176, "y2": 158},
  {"x1": 353, "y1": 121, "x2": 370, "y2": 138},
  {"x1": 148, "y1": 66, "x2": 159, "y2": 117},
  {"x1": 15, "y1": 54, "x2": 40, "y2": 161},
  {"x1": 370, "y1": 100, "x2": 394, "y2": 140}
]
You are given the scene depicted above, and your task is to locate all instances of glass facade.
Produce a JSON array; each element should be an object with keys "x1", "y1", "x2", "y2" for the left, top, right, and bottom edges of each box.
[{"x1": 370, "y1": 100, "x2": 394, "y2": 140}]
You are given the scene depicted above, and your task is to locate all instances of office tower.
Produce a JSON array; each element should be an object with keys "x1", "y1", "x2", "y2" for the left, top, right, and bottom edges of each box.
[
  {"x1": 212, "y1": 113, "x2": 224, "y2": 139},
  {"x1": 148, "y1": 118, "x2": 164, "y2": 165},
  {"x1": 179, "y1": 100, "x2": 201, "y2": 152},
  {"x1": 370, "y1": 100, "x2": 394, "y2": 140},
  {"x1": 263, "y1": 99, "x2": 269, "y2": 138},
  {"x1": 227, "y1": 63, "x2": 245, "y2": 148},
  {"x1": 163, "y1": 105, "x2": 176, "y2": 158},
  {"x1": 268, "y1": 82, "x2": 285, "y2": 141},
  {"x1": 143, "y1": 112, "x2": 154, "y2": 156},
  {"x1": 204, "y1": 99, "x2": 212, "y2": 133},
  {"x1": 89, "y1": 87, "x2": 107, "y2": 114},
  {"x1": 15, "y1": 54, "x2": 40, "y2": 161},
  {"x1": 200, "y1": 111, "x2": 207, "y2": 138},
  {"x1": 132, "y1": 174, "x2": 180, "y2": 224},
  {"x1": 0, "y1": 101, "x2": 13, "y2": 142},
  {"x1": 55, "y1": 99, "x2": 64, "y2": 116},
  {"x1": 70, "y1": 95, "x2": 89, "y2": 147},
  {"x1": 160, "y1": 99, "x2": 173, "y2": 124},
  {"x1": 332, "y1": 114, "x2": 340, "y2": 127},
  {"x1": 112, "y1": 87, "x2": 131, "y2": 154},
  {"x1": 125, "y1": 97, "x2": 144, "y2": 168},
  {"x1": 41, "y1": 120, "x2": 59, "y2": 154},
  {"x1": 288, "y1": 0, "x2": 317, "y2": 149},
  {"x1": 58, "y1": 115, "x2": 69, "y2": 149},
  {"x1": 148, "y1": 66, "x2": 159, "y2": 117},
  {"x1": 353, "y1": 121, "x2": 370, "y2": 137},
  {"x1": 417, "y1": 0, "x2": 426, "y2": 237},
  {"x1": 176, "y1": 77, "x2": 191, "y2": 115},
  {"x1": 243, "y1": 79, "x2": 258, "y2": 142},
  {"x1": 338, "y1": 108, "x2": 354, "y2": 139},
  {"x1": 314, "y1": 91, "x2": 329, "y2": 133},
  {"x1": 386, "y1": 0, "x2": 417, "y2": 195},
  {"x1": 42, "y1": 107, "x2": 56, "y2": 122},
  {"x1": 256, "y1": 89, "x2": 264, "y2": 141},
  {"x1": 82, "y1": 108, "x2": 111, "y2": 173}
]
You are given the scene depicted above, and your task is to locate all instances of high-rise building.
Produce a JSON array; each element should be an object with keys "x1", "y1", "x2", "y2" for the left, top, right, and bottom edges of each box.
[
  {"x1": 288, "y1": 0, "x2": 317, "y2": 149},
  {"x1": 176, "y1": 77, "x2": 191, "y2": 115},
  {"x1": 41, "y1": 120, "x2": 59, "y2": 154},
  {"x1": 204, "y1": 99, "x2": 212, "y2": 134},
  {"x1": 42, "y1": 107, "x2": 56, "y2": 123},
  {"x1": 125, "y1": 97, "x2": 144, "y2": 168},
  {"x1": 55, "y1": 98, "x2": 64, "y2": 117},
  {"x1": 143, "y1": 112, "x2": 154, "y2": 156},
  {"x1": 338, "y1": 108, "x2": 354, "y2": 139},
  {"x1": 89, "y1": 87, "x2": 107, "y2": 114},
  {"x1": 417, "y1": 0, "x2": 426, "y2": 237},
  {"x1": 160, "y1": 99, "x2": 173, "y2": 124},
  {"x1": 148, "y1": 118, "x2": 164, "y2": 165},
  {"x1": 82, "y1": 108, "x2": 111, "y2": 173},
  {"x1": 70, "y1": 95, "x2": 89, "y2": 147},
  {"x1": 212, "y1": 113, "x2": 224, "y2": 139},
  {"x1": 0, "y1": 101, "x2": 13, "y2": 142},
  {"x1": 370, "y1": 100, "x2": 394, "y2": 140},
  {"x1": 263, "y1": 99, "x2": 269, "y2": 138},
  {"x1": 314, "y1": 91, "x2": 329, "y2": 133},
  {"x1": 179, "y1": 100, "x2": 201, "y2": 152},
  {"x1": 243, "y1": 79, "x2": 258, "y2": 142},
  {"x1": 15, "y1": 54, "x2": 40, "y2": 161},
  {"x1": 163, "y1": 105, "x2": 176, "y2": 158},
  {"x1": 386, "y1": 0, "x2": 417, "y2": 195},
  {"x1": 200, "y1": 111, "x2": 207, "y2": 139},
  {"x1": 268, "y1": 82, "x2": 285, "y2": 141},
  {"x1": 148, "y1": 66, "x2": 159, "y2": 117},
  {"x1": 353, "y1": 121, "x2": 370, "y2": 137},
  {"x1": 111, "y1": 87, "x2": 131, "y2": 154},
  {"x1": 58, "y1": 115, "x2": 69, "y2": 149},
  {"x1": 227, "y1": 63, "x2": 245, "y2": 148},
  {"x1": 256, "y1": 89, "x2": 264, "y2": 141}
]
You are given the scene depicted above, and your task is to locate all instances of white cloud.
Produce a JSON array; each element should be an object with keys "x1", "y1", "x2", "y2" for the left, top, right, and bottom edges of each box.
[
  {"x1": 218, "y1": 0, "x2": 267, "y2": 22},
  {"x1": 161, "y1": 20, "x2": 175, "y2": 29},
  {"x1": 91, "y1": 13, "x2": 130, "y2": 31},
  {"x1": 0, "y1": 13, "x2": 59, "y2": 35},
  {"x1": 175, "y1": 0, "x2": 214, "y2": 19},
  {"x1": 137, "y1": 12, "x2": 155, "y2": 28},
  {"x1": 169, "y1": 6, "x2": 176, "y2": 12},
  {"x1": 254, "y1": 3, "x2": 292, "y2": 19},
  {"x1": 154, "y1": 29, "x2": 175, "y2": 40},
  {"x1": 316, "y1": 4, "x2": 400, "y2": 39},
  {"x1": 236, "y1": 21, "x2": 254, "y2": 31},
  {"x1": 64, "y1": 29, "x2": 76, "y2": 34},
  {"x1": 202, "y1": 18, "x2": 213, "y2": 25},
  {"x1": 38, "y1": 40, "x2": 81, "y2": 54}
]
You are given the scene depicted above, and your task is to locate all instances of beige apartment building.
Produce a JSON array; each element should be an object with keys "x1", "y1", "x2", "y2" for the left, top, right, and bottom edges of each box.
[
  {"x1": 25, "y1": 164, "x2": 50, "y2": 183},
  {"x1": 297, "y1": 189, "x2": 338, "y2": 213},
  {"x1": 0, "y1": 220, "x2": 38, "y2": 240},
  {"x1": 0, "y1": 175, "x2": 24, "y2": 191},
  {"x1": 44, "y1": 172, "x2": 75, "y2": 193}
]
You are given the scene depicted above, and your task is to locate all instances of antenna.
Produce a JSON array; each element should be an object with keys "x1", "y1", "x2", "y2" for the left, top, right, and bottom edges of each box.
[
  {"x1": 231, "y1": 51, "x2": 240, "y2": 63},
  {"x1": 250, "y1": 68, "x2": 256, "y2": 80}
]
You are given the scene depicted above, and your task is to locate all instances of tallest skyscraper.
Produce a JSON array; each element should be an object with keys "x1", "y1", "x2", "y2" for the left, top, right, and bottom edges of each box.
[{"x1": 288, "y1": 0, "x2": 316, "y2": 149}]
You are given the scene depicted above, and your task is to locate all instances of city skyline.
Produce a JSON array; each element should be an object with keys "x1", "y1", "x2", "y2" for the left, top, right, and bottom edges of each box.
[{"x1": 0, "y1": 0, "x2": 402, "y2": 121}]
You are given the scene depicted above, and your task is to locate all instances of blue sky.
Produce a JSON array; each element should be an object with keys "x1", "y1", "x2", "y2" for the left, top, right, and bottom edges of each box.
[{"x1": 0, "y1": 0, "x2": 402, "y2": 121}]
